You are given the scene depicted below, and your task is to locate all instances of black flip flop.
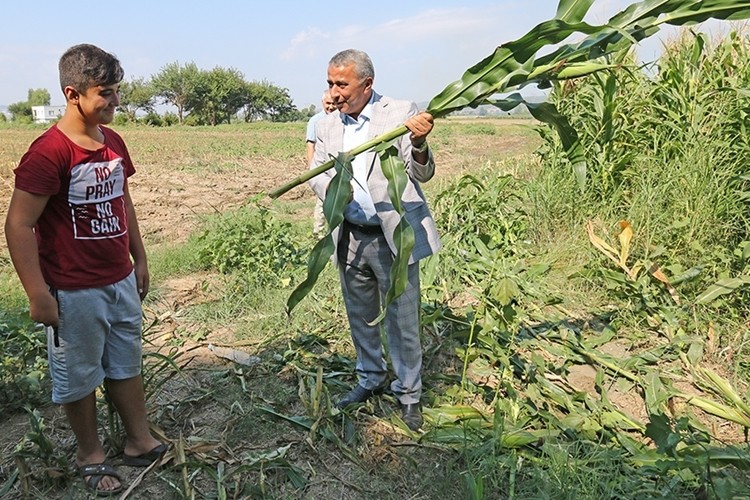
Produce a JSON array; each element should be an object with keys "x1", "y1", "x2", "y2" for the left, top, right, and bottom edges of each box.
[
  {"x1": 78, "y1": 463, "x2": 123, "y2": 496},
  {"x1": 122, "y1": 442, "x2": 169, "y2": 467}
]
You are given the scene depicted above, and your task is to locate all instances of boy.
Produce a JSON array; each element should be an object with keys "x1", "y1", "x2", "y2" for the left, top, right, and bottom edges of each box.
[{"x1": 4, "y1": 44, "x2": 165, "y2": 496}]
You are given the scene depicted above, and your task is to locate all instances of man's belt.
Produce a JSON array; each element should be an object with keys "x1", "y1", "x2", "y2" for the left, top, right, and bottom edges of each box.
[{"x1": 344, "y1": 220, "x2": 383, "y2": 235}]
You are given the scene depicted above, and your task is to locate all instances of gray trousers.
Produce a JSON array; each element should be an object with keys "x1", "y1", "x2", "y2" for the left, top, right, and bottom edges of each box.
[{"x1": 337, "y1": 225, "x2": 422, "y2": 405}]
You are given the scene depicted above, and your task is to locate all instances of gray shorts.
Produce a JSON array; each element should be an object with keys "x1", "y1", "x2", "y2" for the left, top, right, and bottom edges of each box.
[{"x1": 47, "y1": 271, "x2": 143, "y2": 404}]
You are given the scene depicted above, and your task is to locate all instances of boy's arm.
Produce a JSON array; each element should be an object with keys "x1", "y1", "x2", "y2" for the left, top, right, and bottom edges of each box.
[
  {"x1": 124, "y1": 185, "x2": 149, "y2": 301},
  {"x1": 4, "y1": 189, "x2": 58, "y2": 327}
]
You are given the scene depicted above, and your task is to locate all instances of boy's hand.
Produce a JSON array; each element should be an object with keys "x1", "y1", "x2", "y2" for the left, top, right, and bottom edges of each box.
[
  {"x1": 135, "y1": 264, "x2": 150, "y2": 301},
  {"x1": 29, "y1": 292, "x2": 59, "y2": 328}
]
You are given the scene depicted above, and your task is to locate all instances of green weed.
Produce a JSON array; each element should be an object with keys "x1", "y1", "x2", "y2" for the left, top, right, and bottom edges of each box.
[
  {"x1": 195, "y1": 198, "x2": 306, "y2": 286},
  {"x1": 0, "y1": 311, "x2": 48, "y2": 414}
]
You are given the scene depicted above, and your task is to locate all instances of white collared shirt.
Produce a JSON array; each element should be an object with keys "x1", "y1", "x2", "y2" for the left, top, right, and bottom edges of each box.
[{"x1": 342, "y1": 93, "x2": 379, "y2": 224}]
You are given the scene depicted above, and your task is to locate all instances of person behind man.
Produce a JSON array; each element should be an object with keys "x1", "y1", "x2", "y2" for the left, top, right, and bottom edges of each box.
[
  {"x1": 306, "y1": 90, "x2": 336, "y2": 235},
  {"x1": 308, "y1": 49, "x2": 440, "y2": 431},
  {"x1": 4, "y1": 44, "x2": 166, "y2": 495}
]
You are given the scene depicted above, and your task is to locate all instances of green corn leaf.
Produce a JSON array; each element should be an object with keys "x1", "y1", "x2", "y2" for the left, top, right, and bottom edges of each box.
[
  {"x1": 426, "y1": 428, "x2": 487, "y2": 445},
  {"x1": 286, "y1": 156, "x2": 352, "y2": 313},
  {"x1": 485, "y1": 93, "x2": 587, "y2": 189},
  {"x1": 499, "y1": 429, "x2": 544, "y2": 449},
  {"x1": 367, "y1": 146, "x2": 416, "y2": 325},
  {"x1": 676, "y1": 392, "x2": 750, "y2": 428},
  {"x1": 286, "y1": 235, "x2": 335, "y2": 314},
  {"x1": 381, "y1": 145, "x2": 408, "y2": 213},
  {"x1": 423, "y1": 405, "x2": 489, "y2": 423},
  {"x1": 556, "y1": 0, "x2": 597, "y2": 23},
  {"x1": 642, "y1": 370, "x2": 670, "y2": 414},
  {"x1": 695, "y1": 366, "x2": 750, "y2": 420},
  {"x1": 695, "y1": 275, "x2": 750, "y2": 304},
  {"x1": 321, "y1": 153, "x2": 354, "y2": 230}
]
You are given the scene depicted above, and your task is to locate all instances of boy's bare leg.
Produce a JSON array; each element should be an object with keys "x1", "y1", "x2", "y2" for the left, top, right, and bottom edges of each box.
[
  {"x1": 104, "y1": 375, "x2": 162, "y2": 456},
  {"x1": 63, "y1": 392, "x2": 121, "y2": 492}
]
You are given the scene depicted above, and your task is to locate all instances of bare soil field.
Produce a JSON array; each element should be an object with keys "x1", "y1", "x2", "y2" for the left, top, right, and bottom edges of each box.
[{"x1": 0, "y1": 118, "x2": 538, "y2": 253}]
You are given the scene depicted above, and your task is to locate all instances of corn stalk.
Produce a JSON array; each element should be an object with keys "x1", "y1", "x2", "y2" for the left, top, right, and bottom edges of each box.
[{"x1": 274, "y1": 0, "x2": 750, "y2": 313}]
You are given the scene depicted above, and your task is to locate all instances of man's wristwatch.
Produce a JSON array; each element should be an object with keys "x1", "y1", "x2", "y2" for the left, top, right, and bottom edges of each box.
[{"x1": 412, "y1": 141, "x2": 428, "y2": 154}]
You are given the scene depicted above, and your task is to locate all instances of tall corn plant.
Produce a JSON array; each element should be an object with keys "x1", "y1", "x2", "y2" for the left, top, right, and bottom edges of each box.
[
  {"x1": 540, "y1": 28, "x2": 750, "y2": 311},
  {"x1": 272, "y1": 0, "x2": 750, "y2": 314}
]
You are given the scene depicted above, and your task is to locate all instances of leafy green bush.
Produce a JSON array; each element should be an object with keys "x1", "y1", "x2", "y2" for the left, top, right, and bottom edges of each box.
[
  {"x1": 195, "y1": 201, "x2": 306, "y2": 286},
  {"x1": 112, "y1": 112, "x2": 129, "y2": 126},
  {"x1": 0, "y1": 311, "x2": 48, "y2": 414},
  {"x1": 433, "y1": 170, "x2": 528, "y2": 253},
  {"x1": 162, "y1": 112, "x2": 179, "y2": 126},
  {"x1": 142, "y1": 111, "x2": 163, "y2": 127}
]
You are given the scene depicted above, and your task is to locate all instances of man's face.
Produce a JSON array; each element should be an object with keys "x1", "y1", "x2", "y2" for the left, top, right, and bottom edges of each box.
[
  {"x1": 322, "y1": 93, "x2": 336, "y2": 114},
  {"x1": 327, "y1": 63, "x2": 372, "y2": 119}
]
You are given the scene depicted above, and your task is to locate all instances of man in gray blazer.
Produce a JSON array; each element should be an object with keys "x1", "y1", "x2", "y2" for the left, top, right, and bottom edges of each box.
[{"x1": 308, "y1": 49, "x2": 441, "y2": 431}]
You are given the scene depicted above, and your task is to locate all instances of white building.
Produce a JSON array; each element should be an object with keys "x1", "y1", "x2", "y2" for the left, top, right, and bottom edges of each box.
[{"x1": 31, "y1": 105, "x2": 65, "y2": 124}]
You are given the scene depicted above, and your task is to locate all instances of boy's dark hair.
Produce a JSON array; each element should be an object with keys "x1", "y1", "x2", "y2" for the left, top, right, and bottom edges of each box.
[{"x1": 59, "y1": 44, "x2": 124, "y2": 94}]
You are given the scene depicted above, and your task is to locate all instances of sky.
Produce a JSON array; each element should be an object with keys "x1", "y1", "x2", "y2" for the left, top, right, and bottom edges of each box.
[{"x1": 0, "y1": 0, "x2": 734, "y2": 110}]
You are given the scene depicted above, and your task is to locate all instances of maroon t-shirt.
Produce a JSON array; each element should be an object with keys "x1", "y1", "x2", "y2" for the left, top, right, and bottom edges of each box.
[{"x1": 14, "y1": 125, "x2": 136, "y2": 289}]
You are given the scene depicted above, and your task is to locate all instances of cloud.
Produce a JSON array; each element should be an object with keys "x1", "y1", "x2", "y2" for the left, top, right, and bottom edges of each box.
[{"x1": 281, "y1": 7, "x2": 497, "y2": 62}]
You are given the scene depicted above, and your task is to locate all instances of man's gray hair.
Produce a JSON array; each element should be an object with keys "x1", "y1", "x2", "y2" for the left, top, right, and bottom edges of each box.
[{"x1": 329, "y1": 49, "x2": 374, "y2": 81}]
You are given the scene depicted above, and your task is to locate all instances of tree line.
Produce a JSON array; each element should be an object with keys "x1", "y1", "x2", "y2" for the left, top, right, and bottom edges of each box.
[{"x1": 4, "y1": 62, "x2": 314, "y2": 126}]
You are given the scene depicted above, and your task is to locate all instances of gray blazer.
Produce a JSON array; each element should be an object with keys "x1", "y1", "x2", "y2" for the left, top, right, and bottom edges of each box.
[{"x1": 309, "y1": 92, "x2": 441, "y2": 264}]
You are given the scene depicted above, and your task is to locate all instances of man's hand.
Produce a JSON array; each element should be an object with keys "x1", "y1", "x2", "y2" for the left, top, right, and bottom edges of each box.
[{"x1": 405, "y1": 112, "x2": 434, "y2": 146}]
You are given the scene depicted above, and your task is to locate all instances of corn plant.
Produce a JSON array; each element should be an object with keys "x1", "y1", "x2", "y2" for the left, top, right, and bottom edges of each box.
[
  {"x1": 407, "y1": 142, "x2": 750, "y2": 497},
  {"x1": 644, "y1": 413, "x2": 750, "y2": 496},
  {"x1": 538, "y1": 28, "x2": 750, "y2": 321},
  {"x1": 12, "y1": 408, "x2": 70, "y2": 495},
  {"x1": 271, "y1": 0, "x2": 750, "y2": 315}
]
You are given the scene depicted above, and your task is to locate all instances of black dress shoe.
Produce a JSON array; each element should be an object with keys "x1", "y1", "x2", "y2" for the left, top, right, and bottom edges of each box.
[
  {"x1": 336, "y1": 383, "x2": 386, "y2": 408},
  {"x1": 401, "y1": 403, "x2": 423, "y2": 431}
]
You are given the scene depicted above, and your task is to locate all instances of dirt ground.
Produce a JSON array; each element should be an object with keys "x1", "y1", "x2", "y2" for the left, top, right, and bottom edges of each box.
[
  {"x1": 0, "y1": 119, "x2": 542, "y2": 499},
  {"x1": 4, "y1": 120, "x2": 745, "y2": 498}
]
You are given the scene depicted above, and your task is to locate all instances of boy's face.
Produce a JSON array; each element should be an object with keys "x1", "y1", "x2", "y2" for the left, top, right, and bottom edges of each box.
[{"x1": 69, "y1": 83, "x2": 120, "y2": 125}]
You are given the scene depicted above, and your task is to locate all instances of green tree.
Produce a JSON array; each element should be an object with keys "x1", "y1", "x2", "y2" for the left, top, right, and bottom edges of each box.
[
  {"x1": 151, "y1": 62, "x2": 200, "y2": 124},
  {"x1": 118, "y1": 77, "x2": 155, "y2": 122},
  {"x1": 241, "y1": 81, "x2": 269, "y2": 122},
  {"x1": 27, "y1": 88, "x2": 51, "y2": 106},
  {"x1": 8, "y1": 88, "x2": 51, "y2": 122},
  {"x1": 189, "y1": 67, "x2": 247, "y2": 126},
  {"x1": 8, "y1": 101, "x2": 31, "y2": 122},
  {"x1": 241, "y1": 80, "x2": 300, "y2": 122}
]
